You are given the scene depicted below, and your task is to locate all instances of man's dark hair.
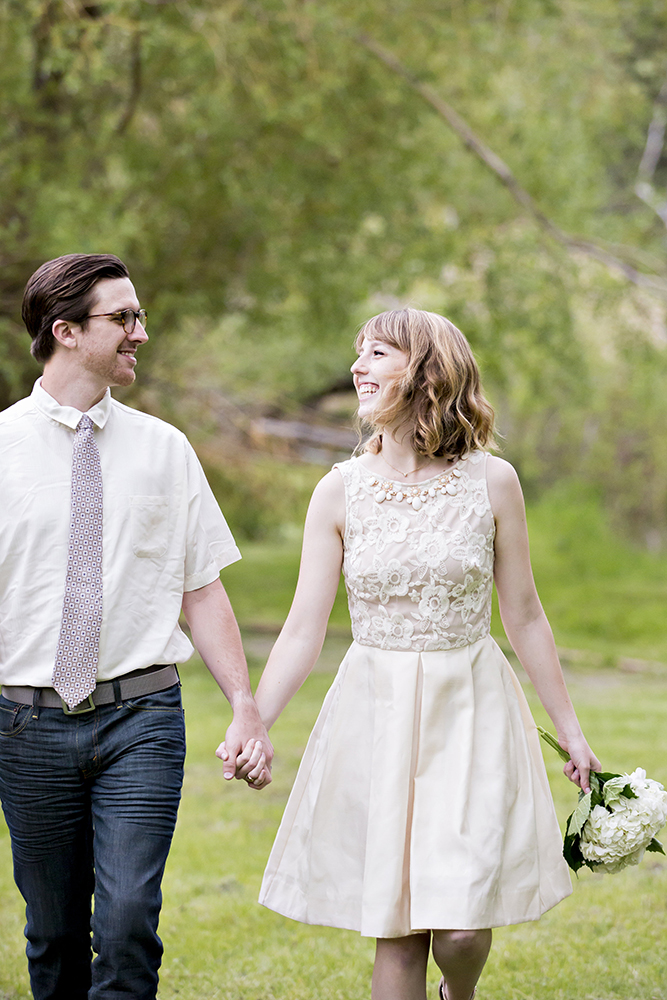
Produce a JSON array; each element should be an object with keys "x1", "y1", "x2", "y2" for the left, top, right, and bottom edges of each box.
[{"x1": 22, "y1": 253, "x2": 130, "y2": 363}]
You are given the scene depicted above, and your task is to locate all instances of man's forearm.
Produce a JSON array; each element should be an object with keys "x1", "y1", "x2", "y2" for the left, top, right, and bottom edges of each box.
[
  {"x1": 181, "y1": 578, "x2": 273, "y2": 781},
  {"x1": 181, "y1": 578, "x2": 253, "y2": 703}
]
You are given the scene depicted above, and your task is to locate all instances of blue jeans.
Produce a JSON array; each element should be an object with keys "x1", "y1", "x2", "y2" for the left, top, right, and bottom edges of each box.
[{"x1": 0, "y1": 683, "x2": 186, "y2": 1000}]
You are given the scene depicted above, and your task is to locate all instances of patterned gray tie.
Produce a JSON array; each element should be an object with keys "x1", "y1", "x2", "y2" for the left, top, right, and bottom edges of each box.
[{"x1": 53, "y1": 414, "x2": 103, "y2": 710}]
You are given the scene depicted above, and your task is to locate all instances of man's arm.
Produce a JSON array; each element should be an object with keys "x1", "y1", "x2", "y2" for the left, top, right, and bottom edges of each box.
[{"x1": 181, "y1": 578, "x2": 273, "y2": 786}]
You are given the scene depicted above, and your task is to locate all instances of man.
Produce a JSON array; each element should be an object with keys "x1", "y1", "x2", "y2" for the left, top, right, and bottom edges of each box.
[{"x1": 0, "y1": 253, "x2": 271, "y2": 1000}]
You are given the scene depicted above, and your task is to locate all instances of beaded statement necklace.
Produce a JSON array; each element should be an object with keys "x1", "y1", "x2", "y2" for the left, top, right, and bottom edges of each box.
[{"x1": 369, "y1": 465, "x2": 463, "y2": 509}]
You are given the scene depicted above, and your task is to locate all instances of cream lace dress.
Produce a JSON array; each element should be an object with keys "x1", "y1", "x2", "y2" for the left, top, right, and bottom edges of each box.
[{"x1": 259, "y1": 451, "x2": 572, "y2": 937}]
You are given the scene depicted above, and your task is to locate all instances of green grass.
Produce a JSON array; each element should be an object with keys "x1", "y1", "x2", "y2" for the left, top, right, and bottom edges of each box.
[
  {"x1": 221, "y1": 543, "x2": 352, "y2": 633},
  {"x1": 0, "y1": 657, "x2": 666, "y2": 999},
  {"x1": 526, "y1": 483, "x2": 667, "y2": 665}
]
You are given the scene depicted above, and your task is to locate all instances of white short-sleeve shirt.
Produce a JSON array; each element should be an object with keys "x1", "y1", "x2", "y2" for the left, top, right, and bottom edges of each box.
[{"x1": 0, "y1": 379, "x2": 241, "y2": 686}]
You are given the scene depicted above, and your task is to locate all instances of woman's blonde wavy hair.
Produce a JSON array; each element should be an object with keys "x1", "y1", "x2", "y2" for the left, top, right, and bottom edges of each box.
[{"x1": 355, "y1": 308, "x2": 496, "y2": 459}]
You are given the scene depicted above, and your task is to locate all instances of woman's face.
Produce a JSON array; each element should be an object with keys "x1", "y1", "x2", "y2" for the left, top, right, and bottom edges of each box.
[{"x1": 351, "y1": 337, "x2": 409, "y2": 419}]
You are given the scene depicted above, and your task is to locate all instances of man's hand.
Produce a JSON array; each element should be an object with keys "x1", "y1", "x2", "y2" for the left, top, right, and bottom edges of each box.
[
  {"x1": 215, "y1": 697, "x2": 274, "y2": 789},
  {"x1": 182, "y1": 579, "x2": 274, "y2": 789},
  {"x1": 216, "y1": 738, "x2": 272, "y2": 789}
]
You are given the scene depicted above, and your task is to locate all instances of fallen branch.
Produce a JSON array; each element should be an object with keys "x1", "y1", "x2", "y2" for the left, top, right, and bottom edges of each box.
[
  {"x1": 635, "y1": 72, "x2": 667, "y2": 229},
  {"x1": 356, "y1": 33, "x2": 667, "y2": 298},
  {"x1": 116, "y1": 29, "x2": 142, "y2": 135}
]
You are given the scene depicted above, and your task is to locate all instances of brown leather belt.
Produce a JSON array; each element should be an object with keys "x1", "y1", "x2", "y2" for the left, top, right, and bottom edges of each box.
[{"x1": 1, "y1": 664, "x2": 179, "y2": 714}]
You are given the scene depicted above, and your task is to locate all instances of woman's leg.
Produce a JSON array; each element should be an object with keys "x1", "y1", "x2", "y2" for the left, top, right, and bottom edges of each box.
[
  {"x1": 372, "y1": 933, "x2": 431, "y2": 1000},
  {"x1": 431, "y1": 929, "x2": 492, "y2": 1000}
]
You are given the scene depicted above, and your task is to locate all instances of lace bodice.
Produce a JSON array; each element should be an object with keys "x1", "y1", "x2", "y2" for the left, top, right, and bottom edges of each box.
[{"x1": 335, "y1": 451, "x2": 495, "y2": 651}]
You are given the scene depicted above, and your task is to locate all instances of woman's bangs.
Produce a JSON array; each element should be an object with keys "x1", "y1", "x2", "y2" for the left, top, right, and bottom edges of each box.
[{"x1": 355, "y1": 312, "x2": 408, "y2": 355}]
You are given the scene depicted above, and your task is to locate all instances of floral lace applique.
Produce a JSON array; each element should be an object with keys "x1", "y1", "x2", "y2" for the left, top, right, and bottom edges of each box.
[{"x1": 335, "y1": 453, "x2": 496, "y2": 652}]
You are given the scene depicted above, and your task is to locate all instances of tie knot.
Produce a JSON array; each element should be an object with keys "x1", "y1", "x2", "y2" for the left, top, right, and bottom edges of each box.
[{"x1": 77, "y1": 415, "x2": 94, "y2": 433}]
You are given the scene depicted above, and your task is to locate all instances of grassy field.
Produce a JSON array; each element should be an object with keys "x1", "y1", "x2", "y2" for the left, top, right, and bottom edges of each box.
[
  {"x1": 170, "y1": 659, "x2": 667, "y2": 1000},
  {"x1": 1, "y1": 488, "x2": 667, "y2": 998},
  {"x1": 0, "y1": 654, "x2": 665, "y2": 999}
]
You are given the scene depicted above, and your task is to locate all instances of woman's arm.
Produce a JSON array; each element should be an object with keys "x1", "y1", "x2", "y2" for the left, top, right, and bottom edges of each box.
[
  {"x1": 487, "y1": 456, "x2": 601, "y2": 793},
  {"x1": 253, "y1": 468, "x2": 346, "y2": 730}
]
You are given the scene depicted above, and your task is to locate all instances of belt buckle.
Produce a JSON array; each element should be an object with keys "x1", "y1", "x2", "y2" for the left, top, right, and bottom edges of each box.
[{"x1": 61, "y1": 694, "x2": 96, "y2": 715}]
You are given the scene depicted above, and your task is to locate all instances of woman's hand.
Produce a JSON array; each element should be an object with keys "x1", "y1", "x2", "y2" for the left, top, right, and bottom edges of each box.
[
  {"x1": 557, "y1": 733, "x2": 601, "y2": 794},
  {"x1": 217, "y1": 738, "x2": 272, "y2": 790}
]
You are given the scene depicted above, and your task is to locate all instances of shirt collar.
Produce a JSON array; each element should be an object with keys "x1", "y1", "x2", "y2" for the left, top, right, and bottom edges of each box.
[{"x1": 31, "y1": 377, "x2": 112, "y2": 430}]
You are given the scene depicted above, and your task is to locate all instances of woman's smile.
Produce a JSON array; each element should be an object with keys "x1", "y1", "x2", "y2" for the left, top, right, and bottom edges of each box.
[{"x1": 351, "y1": 338, "x2": 408, "y2": 413}]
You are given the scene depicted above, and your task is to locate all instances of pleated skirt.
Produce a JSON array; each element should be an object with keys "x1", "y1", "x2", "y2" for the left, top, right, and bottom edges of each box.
[{"x1": 259, "y1": 635, "x2": 572, "y2": 938}]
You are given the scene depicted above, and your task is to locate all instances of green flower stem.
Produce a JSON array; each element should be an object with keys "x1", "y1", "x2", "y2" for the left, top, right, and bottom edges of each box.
[{"x1": 537, "y1": 726, "x2": 572, "y2": 763}]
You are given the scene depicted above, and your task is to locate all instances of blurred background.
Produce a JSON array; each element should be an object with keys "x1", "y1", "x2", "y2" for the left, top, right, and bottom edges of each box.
[
  {"x1": 3, "y1": 0, "x2": 667, "y2": 663},
  {"x1": 4, "y1": 9, "x2": 667, "y2": 996}
]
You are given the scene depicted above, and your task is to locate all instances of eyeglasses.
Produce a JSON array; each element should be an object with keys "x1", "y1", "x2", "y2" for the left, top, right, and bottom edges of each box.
[{"x1": 86, "y1": 308, "x2": 148, "y2": 333}]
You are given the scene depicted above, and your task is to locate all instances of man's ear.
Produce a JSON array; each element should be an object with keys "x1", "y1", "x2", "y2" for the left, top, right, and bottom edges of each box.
[{"x1": 51, "y1": 319, "x2": 79, "y2": 351}]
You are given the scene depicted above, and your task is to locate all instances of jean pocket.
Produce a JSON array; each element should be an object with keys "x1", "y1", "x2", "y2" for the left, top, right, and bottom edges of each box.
[
  {"x1": 125, "y1": 683, "x2": 183, "y2": 713},
  {"x1": 130, "y1": 496, "x2": 170, "y2": 558},
  {"x1": 0, "y1": 698, "x2": 33, "y2": 738}
]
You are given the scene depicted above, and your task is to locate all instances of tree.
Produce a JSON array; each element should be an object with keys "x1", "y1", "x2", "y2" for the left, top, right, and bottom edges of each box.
[{"x1": 3, "y1": 0, "x2": 667, "y2": 540}]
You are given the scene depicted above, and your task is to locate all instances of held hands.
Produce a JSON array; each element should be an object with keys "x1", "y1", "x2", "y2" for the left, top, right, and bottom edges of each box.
[
  {"x1": 216, "y1": 738, "x2": 272, "y2": 789},
  {"x1": 557, "y1": 733, "x2": 601, "y2": 795},
  {"x1": 215, "y1": 701, "x2": 274, "y2": 790}
]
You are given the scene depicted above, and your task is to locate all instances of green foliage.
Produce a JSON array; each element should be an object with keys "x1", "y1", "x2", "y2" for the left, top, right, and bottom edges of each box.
[
  {"x1": 525, "y1": 482, "x2": 667, "y2": 659},
  {"x1": 567, "y1": 790, "x2": 593, "y2": 838},
  {"x1": 3, "y1": 0, "x2": 667, "y2": 541},
  {"x1": 202, "y1": 458, "x2": 322, "y2": 542},
  {"x1": 563, "y1": 791, "x2": 591, "y2": 872}
]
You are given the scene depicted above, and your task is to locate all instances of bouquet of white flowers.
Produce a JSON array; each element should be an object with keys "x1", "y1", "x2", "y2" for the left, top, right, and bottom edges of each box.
[{"x1": 538, "y1": 727, "x2": 667, "y2": 874}]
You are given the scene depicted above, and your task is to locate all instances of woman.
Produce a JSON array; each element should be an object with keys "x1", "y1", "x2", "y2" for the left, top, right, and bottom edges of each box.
[{"x1": 250, "y1": 308, "x2": 599, "y2": 1000}]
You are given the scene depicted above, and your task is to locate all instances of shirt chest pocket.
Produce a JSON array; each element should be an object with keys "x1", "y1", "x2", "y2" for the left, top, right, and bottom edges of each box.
[{"x1": 130, "y1": 496, "x2": 170, "y2": 558}]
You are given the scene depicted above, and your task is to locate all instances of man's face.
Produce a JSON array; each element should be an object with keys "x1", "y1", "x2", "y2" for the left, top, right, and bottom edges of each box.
[{"x1": 75, "y1": 277, "x2": 148, "y2": 389}]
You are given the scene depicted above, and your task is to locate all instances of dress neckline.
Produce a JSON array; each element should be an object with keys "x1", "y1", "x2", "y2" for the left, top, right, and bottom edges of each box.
[{"x1": 355, "y1": 454, "x2": 466, "y2": 488}]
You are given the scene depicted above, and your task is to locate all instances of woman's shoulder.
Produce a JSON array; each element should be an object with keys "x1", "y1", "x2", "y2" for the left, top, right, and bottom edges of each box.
[
  {"x1": 315, "y1": 465, "x2": 348, "y2": 496},
  {"x1": 485, "y1": 454, "x2": 519, "y2": 482},
  {"x1": 485, "y1": 455, "x2": 524, "y2": 516},
  {"x1": 457, "y1": 449, "x2": 514, "y2": 483},
  {"x1": 331, "y1": 455, "x2": 366, "y2": 485},
  {"x1": 304, "y1": 467, "x2": 347, "y2": 535}
]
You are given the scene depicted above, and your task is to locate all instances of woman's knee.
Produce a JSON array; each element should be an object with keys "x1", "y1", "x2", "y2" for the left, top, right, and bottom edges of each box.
[
  {"x1": 376, "y1": 933, "x2": 430, "y2": 970},
  {"x1": 433, "y1": 929, "x2": 490, "y2": 957}
]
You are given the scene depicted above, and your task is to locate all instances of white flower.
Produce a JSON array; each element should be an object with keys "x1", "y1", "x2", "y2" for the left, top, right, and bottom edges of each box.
[
  {"x1": 418, "y1": 585, "x2": 450, "y2": 624},
  {"x1": 449, "y1": 524, "x2": 492, "y2": 573},
  {"x1": 374, "y1": 509, "x2": 410, "y2": 553},
  {"x1": 367, "y1": 558, "x2": 411, "y2": 604},
  {"x1": 415, "y1": 531, "x2": 449, "y2": 569},
  {"x1": 371, "y1": 609, "x2": 414, "y2": 648},
  {"x1": 360, "y1": 512, "x2": 383, "y2": 547},
  {"x1": 345, "y1": 515, "x2": 364, "y2": 546},
  {"x1": 449, "y1": 477, "x2": 490, "y2": 520},
  {"x1": 579, "y1": 770, "x2": 667, "y2": 871},
  {"x1": 450, "y1": 573, "x2": 488, "y2": 623},
  {"x1": 350, "y1": 600, "x2": 372, "y2": 640},
  {"x1": 591, "y1": 846, "x2": 646, "y2": 875}
]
